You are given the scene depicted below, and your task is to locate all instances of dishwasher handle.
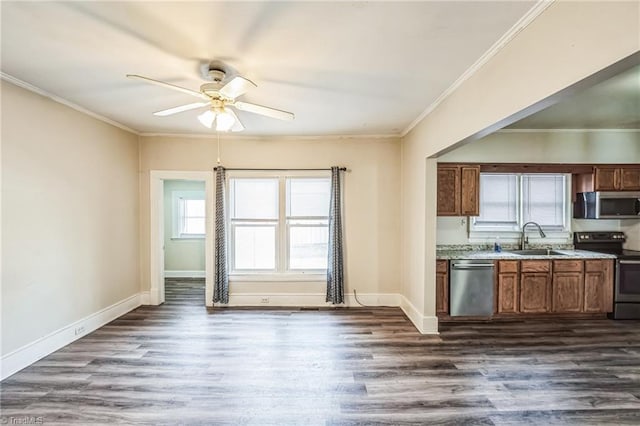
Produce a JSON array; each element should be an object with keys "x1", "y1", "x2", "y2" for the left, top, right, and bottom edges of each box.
[{"x1": 451, "y1": 263, "x2": 495, "y2": 269}]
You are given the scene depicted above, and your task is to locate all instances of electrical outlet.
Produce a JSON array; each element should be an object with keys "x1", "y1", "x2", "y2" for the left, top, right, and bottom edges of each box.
[
  {"x1": 75, "y1": 326, "x2": 85, "y2": 335},
  {"x1": 260, "y1": 297, "x2": 269, "y2": 304}
]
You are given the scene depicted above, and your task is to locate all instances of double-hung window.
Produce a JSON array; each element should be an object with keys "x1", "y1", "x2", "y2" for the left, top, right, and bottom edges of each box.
[
  {"x1": 172, "y1": 191, "x2": 206, "y2": 238},
  {"x1": 470, "y1": 173, "x2": 569, "y2": 237},
  {"x1": 228, "y1": 173, "x2": 330, "y2": 276}
]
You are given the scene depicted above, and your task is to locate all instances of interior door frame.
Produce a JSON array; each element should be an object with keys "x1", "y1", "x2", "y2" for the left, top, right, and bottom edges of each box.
[{"x1": 149, "y1": 170, "x2": 215, "y2": 307}]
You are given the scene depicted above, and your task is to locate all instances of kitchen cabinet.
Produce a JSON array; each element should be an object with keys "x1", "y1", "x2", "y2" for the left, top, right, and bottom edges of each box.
[
  {"x1": 552, "y1": 260, "x2": 584, "y2": 313},
  {"x1": 496, "y1": 261, "x2": 519, "y2": 314},
  {"x1": 460, "y1": 166, "x2": 480, "y2": 216},
  {"x1": 436, "y1": 260, "x2": 449, "y2": 315},
  {"x1": 444, "y1": 257, "x2": 614, "y2": 319},
  {"x1": 519, "y1": 261, "x2": 551, "y2": 313},
  {"x1": 594, "y1": 166, "x2": 640, "y2": 191},
  {"x1": 619, "y1": 168, "x2": 640, "y2": 191},
  {"x1": 437, "y1": 164, "x2": 480, "y2": 216},
  {"x1": 584, "y1": 259, "x2": 614, "y2": 313}
]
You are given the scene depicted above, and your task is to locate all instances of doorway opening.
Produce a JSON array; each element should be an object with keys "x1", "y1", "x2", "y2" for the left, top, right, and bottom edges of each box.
[
  {"x1": 163, "y1": 179, "x2": 206, "y2": 306},
  {"x1": 149, "y1": 171, "x2": 214, "y2": 307}
]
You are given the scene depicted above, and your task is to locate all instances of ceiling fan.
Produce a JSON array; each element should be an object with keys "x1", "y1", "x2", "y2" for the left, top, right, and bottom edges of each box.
[{"x1": 127, "y1": 62, "x2": 294, "y2": 132}]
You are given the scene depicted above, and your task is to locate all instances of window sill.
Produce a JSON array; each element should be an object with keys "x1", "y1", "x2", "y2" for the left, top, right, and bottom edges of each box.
[
  {"x1": 229, "y1": 273, "x2": 326, "y2": 282},
  {"x1": 468, "y1": 230, "x2": 571, "y2": 244},
  {"x1": 171, "y1": 236, "x2": 205, "y2": 240}
]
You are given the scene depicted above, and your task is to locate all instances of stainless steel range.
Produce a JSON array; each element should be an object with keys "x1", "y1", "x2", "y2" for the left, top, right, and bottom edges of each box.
[{"x1": 574, "y1": 231, "x2": 640, "y2": 319}]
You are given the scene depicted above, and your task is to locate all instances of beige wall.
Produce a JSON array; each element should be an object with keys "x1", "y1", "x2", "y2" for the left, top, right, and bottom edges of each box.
[
  {"x1": 163, "y1": 180, "x2": 205, "y2": 273},
  {"x1": 1, "y1": 81, "x2": 140, "y2": 356},
  {"x1": 437, "y1": 130, "x2": 640, "y2": 248},
  {"x1": 140, "y1": 135, "x2": 401, "y2": 297},
  {"x1": 401, "y1": 1, "x2": 640, "y2": 331},
  {"x1": 439, "y1": 130, "x2": 640, "y2": 164}
]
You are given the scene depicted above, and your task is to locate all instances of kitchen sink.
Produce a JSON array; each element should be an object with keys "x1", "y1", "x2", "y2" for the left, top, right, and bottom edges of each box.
[{"x1": 507, "y1": 249, "x2": 568, "y2": 256}]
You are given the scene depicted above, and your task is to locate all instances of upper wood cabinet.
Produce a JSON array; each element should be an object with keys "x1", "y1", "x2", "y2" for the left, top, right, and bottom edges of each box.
[
  {"x1": 437, "y1": 166, "x2": 461, "y2": 216},
  {"x1": 437, "y1": 164, "x2": 480, "y2": 216},
  {"x1": 619, "y1": 168, "x2": 640, "y2": 191},
  {"x1": 460, "y1": 166, "x2": 480, "y2": 216},
  {"x1": 594, "y1": 166, "x2": 640, "y2": 191}
]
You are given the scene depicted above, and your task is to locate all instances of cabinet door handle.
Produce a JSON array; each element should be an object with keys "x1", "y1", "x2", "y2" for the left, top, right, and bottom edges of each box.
[{"x1": 452, "y1": 264, "x2": 495, "y2": 269}]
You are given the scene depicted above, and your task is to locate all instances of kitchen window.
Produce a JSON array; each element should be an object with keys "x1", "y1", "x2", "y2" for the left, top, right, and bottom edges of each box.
[
  {"x1": 172, "y1": 191, "x2": 206, "y2": 238},
  {"x1": 470, "y1": 173, "x2": 570, "y2": 238},
  {"x1": 228, "y1": 173, "x2": 330, "y2": 277}
]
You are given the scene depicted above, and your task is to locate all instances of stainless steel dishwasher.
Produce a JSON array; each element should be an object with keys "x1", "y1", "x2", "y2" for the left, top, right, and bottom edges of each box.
[{"x1": 450, "y1": 259, "x2": 494, "y2": 316}]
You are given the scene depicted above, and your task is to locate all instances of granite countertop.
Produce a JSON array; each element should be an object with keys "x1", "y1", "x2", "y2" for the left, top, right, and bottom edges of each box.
[{"x1": 436, "y1": 249, "x2": 616, "y2": 260}]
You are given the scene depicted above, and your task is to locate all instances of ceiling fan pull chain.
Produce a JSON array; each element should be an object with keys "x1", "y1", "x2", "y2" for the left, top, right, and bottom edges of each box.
[{"x1": 216, "y1": 132, "x2": 221, "y2": 165}]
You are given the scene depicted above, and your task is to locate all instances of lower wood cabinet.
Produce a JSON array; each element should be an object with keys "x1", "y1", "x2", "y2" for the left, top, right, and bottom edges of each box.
[
  {"x1": 584, "y1": 259, "x2": 614, "y2": 313},
  {"x1": 552, "y1": 260, "x2": 584, "y2": 313},
  {"x1": 496, "y1": 261, "x2": 519, "y2": 314},
  {"x1": 436, "y1": 260, "x2": 449, "y2": 315},
  {"x1": 495, "y1": 259, "x2": 613, "y2": 317},
  {"x1": 519, "y1": 261, "x2": 551, "y2": 313}
]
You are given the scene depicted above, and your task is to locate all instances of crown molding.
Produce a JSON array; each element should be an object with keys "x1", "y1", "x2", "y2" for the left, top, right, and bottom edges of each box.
[
  {"x1": 401, "y1": 0, "x2": 555, "y2": 138},
  {"x1": 138, "y1": 132, "x2": 401, "y2": 140},
  {"x1": 497, "y1": 128, "x2": 640, "y2": 133},
  {"x1": 1, "y1": 72, "x2": 140, "y2": 135}
]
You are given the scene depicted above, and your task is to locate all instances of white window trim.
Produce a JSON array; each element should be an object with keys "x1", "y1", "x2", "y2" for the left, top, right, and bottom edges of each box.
[
  {"x1": 172, "y1": 190, "x2": 206, "y2": 239},
  {"x1": 226, "y1": 170, "x2": 331, "y2": 280},
  {"x1": 469, "y1": 173, "x2": 572, "y2": 244}
]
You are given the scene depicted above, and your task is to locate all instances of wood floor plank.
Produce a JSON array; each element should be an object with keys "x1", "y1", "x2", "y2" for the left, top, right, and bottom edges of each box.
[{"x1": 1, "y1": 279, "x2": 640, "y2": 425}]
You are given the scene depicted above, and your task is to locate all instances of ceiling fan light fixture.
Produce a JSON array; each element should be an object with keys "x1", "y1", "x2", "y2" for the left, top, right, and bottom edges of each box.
[
  {"x1": 197, "y1": 109, "x2": 215, "y2": 128},
  {"x1": 215, "y1": 110, "x2": 236, "y2": 131}
]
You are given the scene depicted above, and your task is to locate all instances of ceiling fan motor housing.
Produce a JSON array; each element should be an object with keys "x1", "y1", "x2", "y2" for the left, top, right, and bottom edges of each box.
[{"x1": 208, "y1": 69, "x2": 226, "y2": 82}]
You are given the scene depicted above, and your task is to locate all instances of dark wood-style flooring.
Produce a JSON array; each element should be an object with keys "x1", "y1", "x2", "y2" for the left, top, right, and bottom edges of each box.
[{"x1": 2, "y1": 279, "x2": 640, "y2": 425}]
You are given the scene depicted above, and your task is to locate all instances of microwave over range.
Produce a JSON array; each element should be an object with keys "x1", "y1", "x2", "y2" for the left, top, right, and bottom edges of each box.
[{"x1": 574, "y1": 192, "x2": 640, "y2": 219}]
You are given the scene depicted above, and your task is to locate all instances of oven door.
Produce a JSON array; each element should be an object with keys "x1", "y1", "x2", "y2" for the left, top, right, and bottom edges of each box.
[{"x1": 616, "y1": 259, "x2": 640, "y2": 302}]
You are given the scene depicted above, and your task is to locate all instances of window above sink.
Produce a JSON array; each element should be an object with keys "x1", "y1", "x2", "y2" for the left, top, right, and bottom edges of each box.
[{"x1": 469, "y1": 173, "x2": 572, "y2": 242}]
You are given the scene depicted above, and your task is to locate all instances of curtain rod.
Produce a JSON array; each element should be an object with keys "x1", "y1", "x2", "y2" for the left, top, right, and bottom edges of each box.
[{"x1": 214, "y1": 167, "x2": 347, "y2": 172}]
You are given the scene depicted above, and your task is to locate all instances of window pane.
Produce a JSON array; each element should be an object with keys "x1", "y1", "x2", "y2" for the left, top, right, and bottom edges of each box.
[
  {"x1": 289, "y1": 226, "x2": 328, "y2": 270},
  {"x1": 286, "y1": 178, "x2": 330, "y2": 217},
  {"x1": 184, "y1": 199, "x2": 205, "y2": 218},
  {"x1": 523, "y1": 174, "x2": 565, "y2": 229},
  {"x1": 474, "y1": 174, "x2": 518, "y2": 228},
  {"x1": 234, "y1": 226, "x2": 276, "y2": 270},
  {"x1": 230, "y1": 178, "x2": 278, "y2": 219},
  {"x1": 184, "y1": 218, "x2": 205, "y2": 235}
]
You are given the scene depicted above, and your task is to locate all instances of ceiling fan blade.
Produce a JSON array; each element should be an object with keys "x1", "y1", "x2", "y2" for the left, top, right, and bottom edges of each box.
[
  {"x1": 219, "y1": 76, "x2": 257, "y2": 99},
  {"x1": 153, "y1": 102, "x2": 209, "y2": 116},
  {"x1": 127, "y1": 74, "x2": 208, "y2": 100},
  {"x1": 233, "y1": 101, "x2": 295, "y2": 121}
]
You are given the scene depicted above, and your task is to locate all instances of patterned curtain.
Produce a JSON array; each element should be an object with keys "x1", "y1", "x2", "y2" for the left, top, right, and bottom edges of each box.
[
  {"x1": 326, "y1": 166, "x2": 344, "y2": 304},
  {"x1": 213, "y1": 166, "x2": 229, "y2": 304}
]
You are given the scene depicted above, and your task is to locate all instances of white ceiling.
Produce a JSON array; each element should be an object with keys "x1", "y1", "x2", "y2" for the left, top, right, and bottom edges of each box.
[
  {"x1": 508, "y1": 65, "x2": 640, "y2": 129},
  {"x1": 1, "y1": 1, "x2": 537, "y2": 136}
]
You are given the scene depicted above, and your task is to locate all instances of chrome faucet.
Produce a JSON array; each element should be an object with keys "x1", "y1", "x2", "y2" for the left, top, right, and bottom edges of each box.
[{"x1": 521, "y1": 221, "x2": 546, "y2": 250}]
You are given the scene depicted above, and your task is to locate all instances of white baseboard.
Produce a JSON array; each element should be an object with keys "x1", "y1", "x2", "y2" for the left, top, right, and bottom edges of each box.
[
  {"x1": 215, "y1": 292, "x2": 400, "y2": 308},
  {"x1": 1, "y1": 293, "x2": 142, "y2": 380},
  {"x1": 139, "y1": 291, "x2": 151, "y2": 305},
  {"x1": 400, "y1": 295, "x2": 439, "y2": 335},
  {"x1": 164, "y1": 270, "x2": 205, "y2": 278}
]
